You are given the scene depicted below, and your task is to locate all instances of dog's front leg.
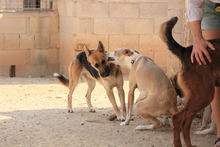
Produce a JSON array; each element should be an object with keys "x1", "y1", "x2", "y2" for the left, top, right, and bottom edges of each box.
[
  {"x1": 120, "y1": 87, "x2": 135, "y2": 126},
  {"x1": 105, "y1": 88, "x2": 125, "y2": 121}
]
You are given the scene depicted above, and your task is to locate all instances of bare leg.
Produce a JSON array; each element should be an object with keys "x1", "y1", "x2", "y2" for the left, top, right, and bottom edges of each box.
[
  {"x1": 204, "y1": 30, "x2": 220, "y2": 146},
  {"x1": 212, "y1": 87, "x2": 220, "y2": 147}
]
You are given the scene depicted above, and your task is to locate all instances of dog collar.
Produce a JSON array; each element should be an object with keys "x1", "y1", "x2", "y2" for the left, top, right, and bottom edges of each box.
[
  {"x1": 131, "y1": 56, "x2": 141, "y2": 65},
  {"x1": 131, "y1": 60, "x2": 135, "y2": 64}
]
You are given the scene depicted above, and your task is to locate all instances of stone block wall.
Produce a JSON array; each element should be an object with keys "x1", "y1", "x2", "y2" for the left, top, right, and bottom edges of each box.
[
  {"x1": 0, "y1": 11, "x2": 59, "y2": 77},
  {"x1": 54, "y1": 0, "x2": 184, "y2": 76},
  {"x1": 0, "y1": 0, "x2": 185, "y2": 77}
]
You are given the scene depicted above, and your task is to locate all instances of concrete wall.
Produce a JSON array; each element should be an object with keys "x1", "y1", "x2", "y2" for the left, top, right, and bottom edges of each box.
[
  {"x1": 0, "y1": 11, "x2": 59, "y2": 77},
  {"x1": 54, "y1": 0, "x2": 183, "y2": 76}
]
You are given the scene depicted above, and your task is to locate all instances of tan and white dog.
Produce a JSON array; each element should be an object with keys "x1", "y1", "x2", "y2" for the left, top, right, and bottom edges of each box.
[
  {"x1": 107, "y1": 48, "x2": 178, "y2": 130},
  {"x1": 54, "y1": 41, "x2": 126, "y2": 120}
]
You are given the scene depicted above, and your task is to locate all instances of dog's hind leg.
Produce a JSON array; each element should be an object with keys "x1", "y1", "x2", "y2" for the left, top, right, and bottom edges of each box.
[
  {"x1": 68, "y1": 61, "x2": 83, "y2": 113},
  {"x1": 135, "y1": 116, "x2": 163, "y2": 130},
  {"x1": 135, "y1": 98, "x2": 163, "y2": 130},
  {"x1": 172, "y1": 110, "x2": 184, "y2": 147},
  {"x1": 81, "y1": 74, "x2": 96, "y2": 112},
  {"x1": 182, "y1": 114, "x2": 196, "y2": 147}
]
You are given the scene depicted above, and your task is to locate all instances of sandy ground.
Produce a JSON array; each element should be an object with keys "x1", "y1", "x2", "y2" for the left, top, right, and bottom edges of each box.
[{"x1": 0, "y1": 76, "x2": 216, "y2": 147}]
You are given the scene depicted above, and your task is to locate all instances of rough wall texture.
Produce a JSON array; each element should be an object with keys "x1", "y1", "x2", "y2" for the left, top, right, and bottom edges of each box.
[
  {"x1": 55, "y1": 0, "x2": 183, "y2": 77},
  {"x1": 0, "y1": 11, "x2": 59, "y2": 77},
  {"x1": 0, "y1": 0, "x2": 185, "y2": 77}
]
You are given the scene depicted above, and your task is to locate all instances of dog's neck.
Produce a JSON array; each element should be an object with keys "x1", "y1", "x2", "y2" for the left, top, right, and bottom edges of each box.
[{"x1": 123, "y1": 53, "x2": 141, "y2": 69}]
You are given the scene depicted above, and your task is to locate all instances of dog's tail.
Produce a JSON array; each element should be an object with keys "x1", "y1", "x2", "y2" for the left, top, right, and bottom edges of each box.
[
  {"x1": 54, "y1": 73, "x2": 69, "y2": 87},
  {"x1": 160, "y1": 17, "x2": 186, "y2": 59}
]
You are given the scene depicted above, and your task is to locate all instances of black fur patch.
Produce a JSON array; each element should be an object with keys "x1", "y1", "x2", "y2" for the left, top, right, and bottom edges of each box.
[{"x1": 76, "y1": 51, "x2": 100, "y2": 79}]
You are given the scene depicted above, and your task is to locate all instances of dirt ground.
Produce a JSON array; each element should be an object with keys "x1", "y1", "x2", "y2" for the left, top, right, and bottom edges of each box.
[{"x1": 0, "y1": 76, "x2": 216, "y2": 147}]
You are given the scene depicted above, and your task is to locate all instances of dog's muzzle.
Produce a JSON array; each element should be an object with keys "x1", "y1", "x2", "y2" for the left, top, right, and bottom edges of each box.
[
  {"x1": 100, "y1": 66, "x2": 110, "y2": 77},
  {"x1": 108, "y1": 57, "x2": 115, "y2": 61}
]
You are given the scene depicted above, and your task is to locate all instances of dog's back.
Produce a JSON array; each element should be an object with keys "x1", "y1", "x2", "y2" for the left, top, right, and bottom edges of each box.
[
  {"x1": 76, "y1": 51, "x2": 100, "y2": 79},
  {"x1": 160, "y1": 17, "x2": 220, "y2": 86}
]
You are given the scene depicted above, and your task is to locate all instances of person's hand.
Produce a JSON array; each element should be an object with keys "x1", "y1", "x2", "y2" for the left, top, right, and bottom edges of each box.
[{"x1": 191, "y1": 38, "x2": 215, "y2": 65}]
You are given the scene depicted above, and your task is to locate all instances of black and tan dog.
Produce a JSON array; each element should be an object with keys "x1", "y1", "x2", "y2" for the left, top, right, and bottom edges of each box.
[
  {"x1": 54, "y1": 41, "x2": 126, "y2": 121},
  {"x1": 160, "y1": 17, "x2": 220, "y2": 147}
]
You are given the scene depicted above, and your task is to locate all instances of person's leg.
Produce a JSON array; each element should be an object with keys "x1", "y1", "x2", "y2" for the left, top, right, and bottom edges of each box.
[
  {"x1": 204, "y1": 30, "x2": 220, "y2": 146},
  {"x1": 211, "y1": 87, "x2": 220, "y2": 147}
]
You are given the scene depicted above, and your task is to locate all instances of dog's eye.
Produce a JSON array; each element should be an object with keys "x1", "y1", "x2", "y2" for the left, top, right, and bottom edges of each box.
[
  {"x1": 102, "y1": 60, "x2": 105, "y2": 65},
  {"x1": 95, "y1": 63, "x2": 99, "y2": 68}
]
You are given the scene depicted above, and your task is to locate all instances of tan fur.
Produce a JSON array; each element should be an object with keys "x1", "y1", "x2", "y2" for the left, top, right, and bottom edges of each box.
[
  {"x1": 194, "y1": 105, "x2": 216, "y2": 135},
  {"x1": 64, "y1": 41, "x2": 126, "y2": 120},
  {"x1": 108, "y1": 48, "x2": 178, "y2": 129}
]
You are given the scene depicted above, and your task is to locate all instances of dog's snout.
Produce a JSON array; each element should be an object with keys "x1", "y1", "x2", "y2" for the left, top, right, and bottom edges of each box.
[
  {"x1": 100, "y1": 66, "x2": 110, "y2": 77},
  {"x1": 108, "y1": 57, "x2": 115, "y2": 61}
]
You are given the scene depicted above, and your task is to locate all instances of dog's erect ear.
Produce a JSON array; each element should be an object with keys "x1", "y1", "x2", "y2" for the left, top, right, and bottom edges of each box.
[
  {"x1": 123, "y1": 49, "x2": 133, "y2": 56},
  {"x1": 84, "y1": 45, "x2": 92, "y2": 57},
  {"x1": 97, "y1": 41, "x2": 105, "y2": 52},
  {"x1": 134, "y1": 50, "x2": 139, "y2": 54}
]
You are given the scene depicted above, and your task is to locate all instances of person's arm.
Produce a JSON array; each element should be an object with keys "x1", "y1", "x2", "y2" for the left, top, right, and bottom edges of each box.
[
  {"x1": 187, "y1": 0, "x2": 215, "y2": 65},
  {"x1": 190, "y1": 21, "x2": 215, "y2": 65}
]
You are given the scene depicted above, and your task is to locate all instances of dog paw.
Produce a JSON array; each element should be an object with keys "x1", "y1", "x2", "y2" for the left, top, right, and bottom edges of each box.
[
  {"x1": 89, "y1": 108, "x2": 96, "y2": 113},
  {"x1": 68, "y1": 109, "x2": 73, "y2": 113},
  {"x1": 117, "y1": 115, "x2": 126, "y2": 121},
  {"x1": 135, "y1": 125, "x2": 154, "y2": 130},
  {"x1": 120, "y1": 122, "x2": 127, "y2": 126}
]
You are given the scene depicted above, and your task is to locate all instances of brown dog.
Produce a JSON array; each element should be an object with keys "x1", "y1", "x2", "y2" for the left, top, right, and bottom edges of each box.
[
  {"x1": 54, "y1": 41, "x2": 126, "y2": 121},
  {"x1": 170, "y1": 73, "x2": 216, "y2": 135},
  {"x1": 160, "y1": 17, "x2": 220, "y2": 147}
]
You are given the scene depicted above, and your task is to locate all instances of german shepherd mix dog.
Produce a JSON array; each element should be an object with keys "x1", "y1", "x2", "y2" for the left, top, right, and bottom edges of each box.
[
  {"x1": 54, "y1": 41, "x2": 126, "y2": 121},
  {"x1": 160, "y1": 17, "x2": 220, "y2": 147}
]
